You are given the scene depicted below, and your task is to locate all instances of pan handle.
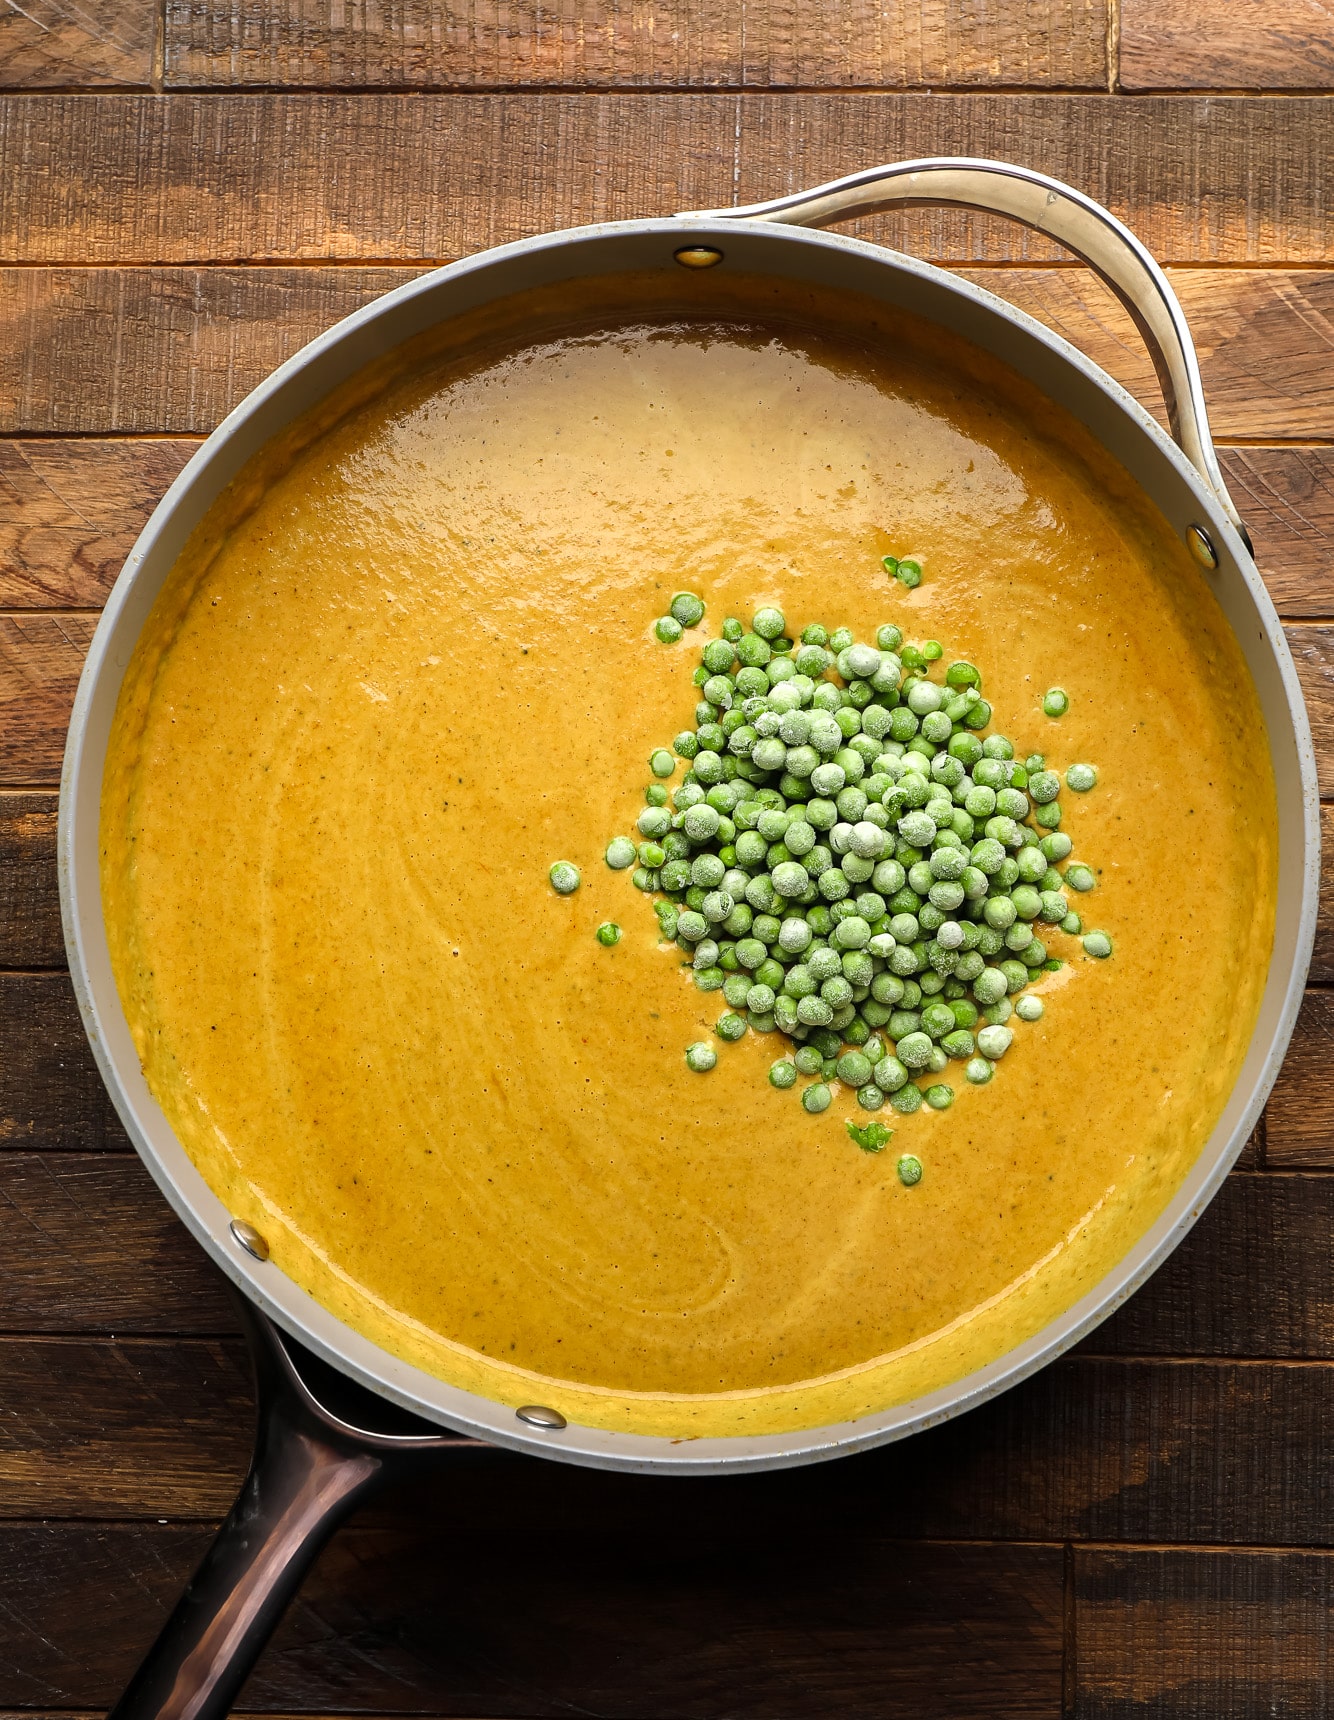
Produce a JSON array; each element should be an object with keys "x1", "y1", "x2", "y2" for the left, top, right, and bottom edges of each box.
[
  {"x1": 108, "y1": 1302, "x2": 471, "y2": 1720},
  {"x1": 678, "y1": 157, "x2": 1249, "y2": 548}
]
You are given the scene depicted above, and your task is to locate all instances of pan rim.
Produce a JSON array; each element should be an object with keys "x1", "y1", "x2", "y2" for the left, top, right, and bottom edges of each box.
[{"x1": 58, "y1": 214, "x2": 1319, "y2": 1472}]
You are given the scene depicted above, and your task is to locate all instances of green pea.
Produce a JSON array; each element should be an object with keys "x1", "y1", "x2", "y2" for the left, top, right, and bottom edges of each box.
[
  {"x1": 1083, "y1": 930, "x2": 1113, "y2": 959},
  {"x1": 965, "y1": 1056, "x2": 994, "y2": 1085},
  {"x1": 684, "y1": 1042, "x2": 716, "y2": 1072},
  {"x1": 763, "y1": 1058, "x2": 796, "y2": 1089},
  {"x1": 1041, "y1": 832, "x2": 1073, "y2": 862},
  {"x1": 924, "y1": 1084, "x2": 953, "y2": 1110},
  {"x1": 655, "y1": 615, "x2": 684, "y2": 643},
  {"x1": 671, "y1": 592, "x2": 706, "y2": 628},
  {"x1": 649, "y1": 749, "x2": 676, "y2": 779},
  {"x1": 794, "y1": 1044, "x2": 824, "y2": 1076},
  {"x1": 752, "y1": 606, "x2": 786, "y2": 640},
  {"x1": 1066, "y1": 763, "x2": 1097, "y2": 793},
  {"x1": 1042, "y1": 687, "x2": 1070, "y2": 717},
  {"x1": 596, "y1": 922, "x2": 621, "y2": 946},
  {"x1": 736, "y1": 632, "x2": 772, "y2": 668},
  {"x1": 802, "y1": 1082, "x2": 832, "y2": 1113},
  {"x1": 1066, "y1": 862, "x2": 1096, "y2": 892},
  {"x1": 897, "y1": 559, "x2": 923, "y2": 589},
  {"x1": 1062, "y1": 911, "x2": 1083, "y2": 935},
  {"x1": 548, "y1": 861, "x2": 580, "y2": 894},
  {"x1": 833, "y1": 1049, "x2": 871, "y2": 1087},
  {"x1": 1015, "y1": 995, "x2": 1044, "y2": 1022},
  {"x1": 1036, "y1": 801, "x2": 1063, "y2": 830},
  {"x1": 896, "y1": 1152, "x2": 923, "y2": 1184},
  {"x1": 605, "y1": 836, "x2": 636, "y2": 870},
  {"x1": 674, "y1": 730, "x2": 700, "y2": 760}
]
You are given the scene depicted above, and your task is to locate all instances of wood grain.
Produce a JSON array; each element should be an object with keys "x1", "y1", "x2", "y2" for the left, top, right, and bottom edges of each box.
[
  {"x1": 13, "y1": 1335, "x2": 1334, "y2": 1549},
  {"x1": 1088, "y1": 1171, "x2": 1334, "y2": 1359},
  {"x1": 0, "y1": 1520, "x2": 1064, "y2": 1715},
  {"x1": 1266, "y1": 988, "x2": 1334, "y2": 1167},
  {"x1": 0, "y1": 0, "x2": 155, "y2": 88},
  {"x1": 0, "y1": 974, "x2": 128, "y2": 1151},
  {"x1": 1318, "y1": 804, "x2": 1334, "y2": 983},
  {"x1": 0, "y1": 267, "x2": 412, "y2": 435},
  {"x1": 0, "y1": 1336, "x2": 251, "y2": 1515},
  {"x1": 0, "y1": 1154, "x2": 233, "y2": 1333},
  {"x1": 0, "y1": 612, "x2": 93, "y2": 782},
  {"x1": 0, "y1": 793, "x2": 61, "y2": 966},
  {"x1": 1285, "y1": 625, "x2": 1334, "y2": 797},
  {"x1": 0, "y1": 439, "x2": 194, "y2": 606},
  {"x1": 1076, "y1": 1547, "x2": 1334, "y2": 1719},
  {"x1": 5, "y1": 264, "x2": 1334, "y2": 440},
  {"x1": 164, "y1": 0, "x2": 1109, "y2": 90},
  {"x1": 13, "y1": 614, "x2": 1334, "y2": 785},
  {"x1": 4, "y1": 94, "x2": 1333, "y2": 266},
  {"x1": 1220, "y1": 449, "x2": 1334, "y2": 619},
  {"x1": 3, "y1": 442, "x2": 1332, "y2": 617},
  {"x1": 1121, "y1": 0, "x2": 1334, "y2": 92},
  {"x1": 8, "y1": 1151, "x2": 1332, "y2": 1365}
]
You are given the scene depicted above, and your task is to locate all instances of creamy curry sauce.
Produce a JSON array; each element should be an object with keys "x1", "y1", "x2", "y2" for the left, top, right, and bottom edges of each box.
[{"x1": 101, "y1": 273, "x2": 1277, "y2": 1438}]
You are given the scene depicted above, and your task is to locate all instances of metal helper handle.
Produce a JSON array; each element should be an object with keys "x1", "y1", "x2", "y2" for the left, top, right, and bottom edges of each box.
[{"x1": 679, "y1": 158, "x2": 1248, "y2": 545}]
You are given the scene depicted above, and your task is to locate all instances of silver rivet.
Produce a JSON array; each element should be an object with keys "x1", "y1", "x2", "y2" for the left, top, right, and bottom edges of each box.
[
  {"x1": 1186, "y1": 524, "x2": 1218, "y2": 570},
  {"x1": 516, "y1": 1404, "x2": 567, "y2": 1430},
  {"x1": 229, "y1": 1218, "x2": 270, "y2": 1261},
  {"x1": 674, "y1": 245, "x2": 724, "y2": 270}
]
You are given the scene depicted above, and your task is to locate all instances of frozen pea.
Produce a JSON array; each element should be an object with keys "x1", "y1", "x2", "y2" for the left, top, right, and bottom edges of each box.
[
  {"x1": 671, "y1": 592, "x2": 706, "y2": 628},
  {"x1": 685, "y1": 1042, "x2": 717, "y2": 1072},
  {"x1": 976, "y1": 1024, "x2": 1014, "y2": 1059}
]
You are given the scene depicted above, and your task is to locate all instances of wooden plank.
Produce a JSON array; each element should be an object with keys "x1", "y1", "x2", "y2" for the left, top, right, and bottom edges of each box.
[
  {"x1": 1120, "y1": 0, "x2": 1334, "y2": 92},
  {"x1": 0, "y1": 439, "x2": 194, "y2": 607},
  {"x1": 7, "y1": 1152, "x2": 1334, "y2": 1361},
  {"x1": 3, "y1": 94, "x2": 1333, "y2": 267},
  {"x1": 0, "y1": 267, "x2": 413, "y2": 435},
  {"x1": 0, "y1": 974, "x2": 128, "y2": 1151},
  {"x1": 1318, "y1": 804, "x2": 1334, "y2": 983},
  {"x1": 1076, "y1": 1547, "x2": 1334, "y2": 1719},
  {"x1": 13, "y1": 1334, "x2": 1334, "y2": 1542},
  {"x1": 0, "y1": 0, "x2": 155, "y2": 89},
  {"x1": 0, "y1": 1336, "x2": 251, "y2": 1517},
  {"x1": 1285, "y1": 625, "x2": 1334, "y2": 798},
  {"x1": 954, "y1": 267, "x2": 1334, "y2": 444},
  {"x1": 1087, "y1": 1172, "x2": 1334, "y2": 1360},
  {"x1": 0, "y1": 1154, "x2": 234, "y2": 1334},
  {"x1": 14, "y1": 610, "x2": 1334, "y2": 787},
  {"x1": 3, "y1": 442, "x2": 1331, "y2": 620},
  {"x1": 0, "y1": 793, "x2": 61, "y2": 967},
  {"x1": 0, "y1": 613, "x2": 94, "y2": 783},
  {"x1": 1220, "y1": 448, "x2": 1334, "y2": 619},
  {"x1": 4, "y1": 264, "x2": 1334, "y2": 440},
  {"x1": 1266, "y1": 988, "x2": 1334, "y2": 1167},
  {"x1": 163, "y1": 0, "x2": 1108, "y2": 89},
  {"x1": 0, "y1": 1520, "x2": 1064, "y2": 1715}
]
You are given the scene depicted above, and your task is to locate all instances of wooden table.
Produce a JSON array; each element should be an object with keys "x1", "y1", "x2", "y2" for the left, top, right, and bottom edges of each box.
[{"x1": 3, "y1": 2, "x2": 1334, "y2": 1713}]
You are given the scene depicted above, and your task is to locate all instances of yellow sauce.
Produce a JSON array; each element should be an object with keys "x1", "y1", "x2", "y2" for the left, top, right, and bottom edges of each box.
[{"x1": 100, "y1": 272, "x2": 1277, "y2": 1437}]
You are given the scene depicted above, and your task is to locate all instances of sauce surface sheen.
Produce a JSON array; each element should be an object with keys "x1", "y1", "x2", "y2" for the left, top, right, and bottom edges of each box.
[{"x1": 101, "y1": 275, "x2": 1277, "y2": 1437}]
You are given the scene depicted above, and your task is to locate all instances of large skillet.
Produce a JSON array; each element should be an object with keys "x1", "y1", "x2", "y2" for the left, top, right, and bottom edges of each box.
[{"x1": 61, "y1": 159, "x2": 1318, "y2": 1716}]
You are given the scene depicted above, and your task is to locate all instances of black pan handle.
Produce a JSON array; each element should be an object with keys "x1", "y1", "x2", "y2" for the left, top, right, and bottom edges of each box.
[{"x1": 108, "y1": 1297, "x2": 479, "y2": 1720}]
